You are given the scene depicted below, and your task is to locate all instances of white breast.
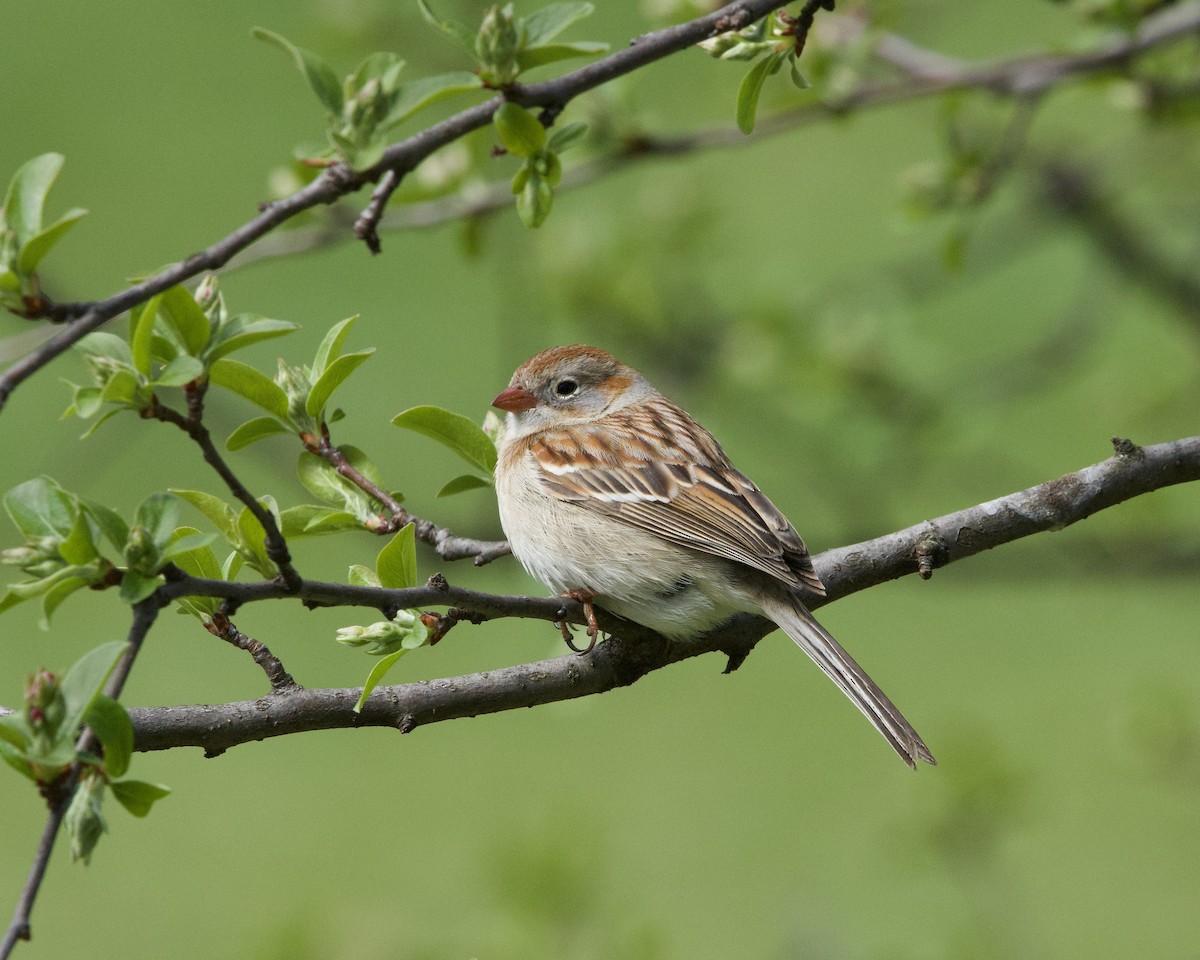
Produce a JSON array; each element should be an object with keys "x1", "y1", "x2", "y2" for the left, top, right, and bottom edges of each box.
[{"x1": 495, "y1": 446, "x2": 753, "y2": 638}]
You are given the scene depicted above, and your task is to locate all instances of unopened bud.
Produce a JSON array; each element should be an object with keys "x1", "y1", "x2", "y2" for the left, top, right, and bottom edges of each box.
[
  {"x1": 123, "y1": 525, "x2": 158, "y2": 572},
  {"x1": 65, "y1": 772, "x2": 108, "y2": 864}
]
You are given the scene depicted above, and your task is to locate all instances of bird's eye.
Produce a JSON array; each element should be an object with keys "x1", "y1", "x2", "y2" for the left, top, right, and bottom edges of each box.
[{"x1": 554, "y1": 379, "x2": 578, "y2": 397}]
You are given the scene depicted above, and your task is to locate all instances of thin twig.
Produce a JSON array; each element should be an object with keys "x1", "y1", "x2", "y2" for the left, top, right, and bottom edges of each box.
[
  {"x1": 307, "y1": 426, "x2": 511, "y2": 563},
  {"x1": 207, "y1": 609, "x2": 297, "y2": 693},
  {"x1": 150, "y1": 391, "x2": 302, "y2": 590},
  {"x1": 354, "y1": 169, "x2": 401, "y2": 254},
  {"x1": 123, "y1": 434, "x2": 1200, "y2": 756}
]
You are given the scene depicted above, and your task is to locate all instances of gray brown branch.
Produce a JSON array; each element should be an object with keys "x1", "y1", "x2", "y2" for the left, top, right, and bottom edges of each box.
[{"x1": 126, "y1": 434, "x2": 1200, "y2": 757}]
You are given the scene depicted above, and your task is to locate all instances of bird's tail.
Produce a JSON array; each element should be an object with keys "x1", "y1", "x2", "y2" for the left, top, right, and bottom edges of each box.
[{"x1": 758, "y1": 592, "x2": 935, "y2": 769}]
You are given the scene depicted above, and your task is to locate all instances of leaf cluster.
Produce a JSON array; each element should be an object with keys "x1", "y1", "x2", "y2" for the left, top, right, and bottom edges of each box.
[
  {"x1": 0, "y1": 644, "x2": 168, "y2": 863},
  {"x1": 0, "y1": 153, "x2": 87, "y2": 316},
  {"x1": 419, "y1": 1, "x2": 607, "y2": 89}
]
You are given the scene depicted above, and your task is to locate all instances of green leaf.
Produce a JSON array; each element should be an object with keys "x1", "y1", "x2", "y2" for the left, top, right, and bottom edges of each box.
[
  {"x1": 436, "y1": 474, "x2": 492, "y2": 497},
  {"x1": 135, "y1": 493, "x2": 181, "y2": 551},
  {"x1": 109, "y1": 779, "x2": 171, "y2": 818},
  {"x1": 547, "y1": 121, "x2": 587, "y2": 153},
  {"x1": 59, "y1": 641, "x2": 128, "y2": 746},
  {"x1": 58, "y1": 509, "x2": 99, "y2": 565},
  {"x1": 517, "y1": 41, "x2": 607, "y2": 71},
  {"x1": 62, "y1": 385, "x2": 102, "y2": 421},
  {"x1": 381, "y1": 72, "x2": 484, "y2": 131},
  {"x1": 0, "y1": 741, "x2": 35, "y2": 781},
  {"x1": 234, "y1": 509, "x2": 272, "y2": 576},
  {"x1": 347, "y1": 563, "x2": 380, "y2": 587},
  {"x1": 40, "y1": 577, "x2": 89, "y2": 629},
  {"x1": 221, "y1": 551, "x2": 243, "y2": 581},
  {"x1": 392, "y1": 405, "x2": 498, "y2": 472},
  {"x1": 84, "y1": 695, "x2": 133, "y2": 779},
  {"x1": 77, "y1": 331, "x2": 133, "y2": 366},
  {"x1": 78, "y1": 408, "x2": 124, "y2": 439},
  {"x1": 311, "y1": 315, "x2": 358, "y2": 379},
  {"x1": 158, "y1": 285, "x2": 211, "y2": 356},
  {"x1": 170, "y1": 489, "x2": 238, "y2": 543},
  {"x1": 522, "y1": 2, "x2": 595, "y2": 44},
  {"x1": 280, "y1": 505, "x2": 361, "y2": 536},
  {"x1": 4, "y1": 475, "x2": 77, "y2": 539},
  {"x1": 226, "y1": 416, "x2": 289, "y2": 451},
  {"x1": 154, "y1": 355, "x2": 205, "y2": 388},
  {"x1": 352, "y1": 648, "x2": 408, "y2": 713},
  {"x1": 305, "y1": 348, "x2": 374, "y2": 418},
  {"x1": 209, "y1": 358, "x2": 289, "y2": 419},
  {"x1": 204, "y1": 315, "x2": 298, "y2": 364},
  {"x1": 494, "y1": 102, "x2": 546, "y2": 157},
  {"x1": 736, "y1": 51, "x2": 781, "y2": 135},
  {"x1": 789, "y1": 57, "x2": 810, "y2": 90},
  {"x1": 159, "y1": 531, "x2": 216, "y2": 562},
  {"x1": 295, "y1": 452, "x2": 381, "y2": 523},
  {"x1": 253, "y1": 27, "x2": 345, "y2": 117},
  {"x1": 166, "y1": 527, "x2": 223, "y2": 579},
  {"x1": 3, "y1": 153, "x2": 65, "y2": 247},
  {"x1": 80, "y1": 499, "x2": 129, "y2": 554},
  {"x1": 130, "y1": 295, "x2": 162, "y2": 364},
  {"x1": 119, "y1": 570, "x2": 161, "y2": 604},
  {"x1": 0, "y1": 713, "x2": 31, "y2": 750},
  {"x1": 351, "y1": 51, "x2": 406, "y2": 92},
  {"x1": 416, "y1": 0, "x2": 479, "y2": 58},
  {"x1": 516, "y1": 171, "x2": 554, "y2": 228},
  {"x1": 99, "y1": 369, "x2": 144, "y2": 407},
  {"x1": 17, "y1": 208, "x2": 88, "y2": 276},
  {"x1": 376, "y1": 523, "x2": 416, "y2": 589}
]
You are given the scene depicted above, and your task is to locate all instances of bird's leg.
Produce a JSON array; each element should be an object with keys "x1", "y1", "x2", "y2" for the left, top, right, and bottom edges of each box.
[{"x1": 559, "y1": 588, "x2": 599, "y2": 655}]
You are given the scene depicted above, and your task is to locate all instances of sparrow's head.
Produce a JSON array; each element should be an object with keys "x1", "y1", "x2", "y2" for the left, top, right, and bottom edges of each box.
[{"x1": 493, "y1": 345, "x2": 653, "y2": 434}]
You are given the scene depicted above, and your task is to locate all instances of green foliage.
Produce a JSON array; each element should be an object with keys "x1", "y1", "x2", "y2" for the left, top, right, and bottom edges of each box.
[
  {"x1": 254, "y1": 26, "x2": 483, "y2": 169},
  {"x1": 0, "y1": 153, "x2": 88, "y2": 315},
  {"x1": 393, "y1": 403, "x2": 501, "y2": 487},
  {"x1": 698, "y1": 8, "x2": 839, "y2": 134},
  {"x1": 295, "y1": 445, "x2": 394, "y2": 531},
  {"x1": 333, "y1": 526, "x2": 429, "y2": 711},
  {"x1": 212, "y1": 313, "x2": 372, "y2": 445},
  {"x1": 0, "y1": 640, "x2": 164, "y2": 862},
  {"x1": 494, "y1": 103, "x2": 586, "y2": 227},
  {"x1": 61, "y1": 275, "x2": 298, "y2": 433},
  {"x1": 419, "y1": 1, "x2": 607, "y2": 88}
]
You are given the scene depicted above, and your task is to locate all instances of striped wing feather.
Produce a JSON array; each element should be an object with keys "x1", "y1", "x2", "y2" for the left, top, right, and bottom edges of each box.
[{"x1": 530, "y1": 399, "x2": 825, "y2": 596}]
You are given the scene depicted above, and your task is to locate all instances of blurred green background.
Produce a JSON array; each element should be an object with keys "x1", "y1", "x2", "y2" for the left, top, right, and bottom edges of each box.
[{"x1": 2, "y1": 1, "x2": 1199, "y2": 957}]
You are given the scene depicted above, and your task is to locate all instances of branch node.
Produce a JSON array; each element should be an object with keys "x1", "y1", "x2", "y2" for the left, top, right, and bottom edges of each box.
[
  {"x1": 1111, "y1": 436, "x2": 1144, "y2": 460},
  {"x1": 354, "y1": 169, "x2": 402, "y2": 254},
  {"x1": 398, "y1": 714, "x2": 417, "y2": 734},
  {"x1": 915, "y1": 530, "x2": 948, "y2": 580}
]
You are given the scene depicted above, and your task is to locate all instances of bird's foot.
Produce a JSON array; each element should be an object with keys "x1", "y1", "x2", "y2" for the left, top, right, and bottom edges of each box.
[{"x1": 558, "y1": 588, "x2": 599, "y2": 655}]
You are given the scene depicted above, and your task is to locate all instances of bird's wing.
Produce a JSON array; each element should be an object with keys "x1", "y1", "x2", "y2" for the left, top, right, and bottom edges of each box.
[{"x1": 528, "y1": 400, "x2": 825, "y2": 596}]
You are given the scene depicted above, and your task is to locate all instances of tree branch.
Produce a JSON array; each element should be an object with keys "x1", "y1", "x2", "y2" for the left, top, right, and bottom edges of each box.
[{"x1": 125, "y1": 434, "x2": 1200, "y2": 756}]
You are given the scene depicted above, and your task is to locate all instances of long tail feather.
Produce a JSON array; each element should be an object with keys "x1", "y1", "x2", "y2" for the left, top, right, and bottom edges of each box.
[{"x1": 759, "y1": 593, "x2": 935, "y2": 769}]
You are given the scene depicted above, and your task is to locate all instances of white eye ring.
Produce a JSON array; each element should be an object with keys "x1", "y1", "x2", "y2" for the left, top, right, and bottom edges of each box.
[{"x1": 554, "y1": 379, "x2": 579, "y2": 397}]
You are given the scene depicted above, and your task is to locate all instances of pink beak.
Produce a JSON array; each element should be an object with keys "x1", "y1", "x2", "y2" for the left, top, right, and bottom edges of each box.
[{"x1": 492, "y1": 386, "x2": 538, "y2": 412}]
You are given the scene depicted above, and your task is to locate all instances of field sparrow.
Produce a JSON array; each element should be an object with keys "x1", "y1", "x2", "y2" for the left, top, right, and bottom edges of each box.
[{"x1": 492, "y1": 345, "x2": 934, "y2": 768}]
